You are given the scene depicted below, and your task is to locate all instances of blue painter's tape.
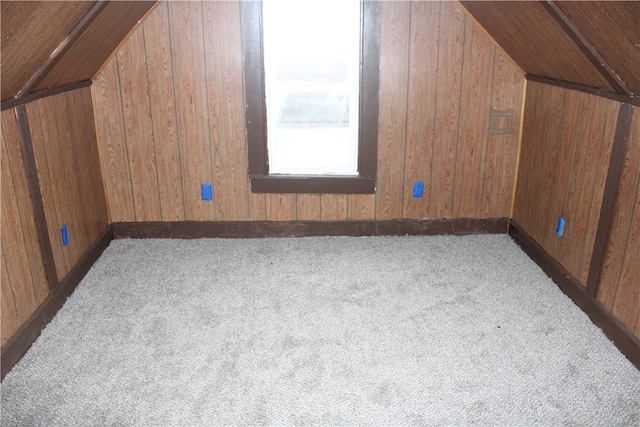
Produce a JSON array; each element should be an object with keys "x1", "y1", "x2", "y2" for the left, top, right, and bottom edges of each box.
[
  {"x1": 556, "y1": 216, "x2": 565, "y2": 238},
  {"x1": 201, "y1": 184, "x2": 213, "y2": 201},
  {"x1": 61, "y1": 225, "x2": 69, "y2": 247},
  {"x1": 413, "y1": 181, "x2": 424, "y2": 198}
]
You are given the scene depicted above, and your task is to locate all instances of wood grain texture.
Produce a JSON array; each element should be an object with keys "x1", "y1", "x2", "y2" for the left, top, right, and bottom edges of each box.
[
  {"x1": 27, "y1": 97, "x2": 74, "y2": 277},
  {"x1": 91, "y1": 59, "x2": 135, "y2": 222},
  {"x1": 266, "y1": 194, "x2": 297, "y2": 221},
  {"x1": 33, "y1": 1, "x2": 157, "y2": 93},
  {"x1": 513, "y1": 82, "x2": 621, "y2": 282},
  {"x1": 117, "y1": 27, "x2": 162, "y2": 221},
  {"x1": 375, "y1": 0, "x2": 410, "y2": 220},
  {"x1": 452, "y1": 16, "x2": 495, "y2": 218},
  {"x1": 26, "y1": 89, "x2": 108, "y2": 281},
  {"x1": 610, "y1": 181, "x2": 640, "y2": 331},
  {"x1": 1, "y1": 254, "x2": 18, "y2": 346},
  {"x1": 93, "y1": 0, "x2": 524, "y2": 223},
  {"x1": 0, "y1": 1, "x2": 94, "y2": 100},
  {"x1": 320, "y1": 194, "x2": 349, "y2": 221},
  {"x1": 511, "y1": 81, "x2": 539, "y2": 226},
  {"x1": 402, "y1": 1, "x2": 439, "y2": 219},
  {"x1": 458, "y1": 1, "x2": 615, "y2": 92},
  {"x1": 142, "y1": 1, "x2": 184, "y2": 222},
  {"x1": 348, "y1": 194, "x2": 376, "y2": 220},
  {"x1": 482, "y1": 52, "x2": 524, "y2": 218},
  {"x1": 296, "y1": 194, "x2": 321, "y2": 221},
  {"x1": 429, "y1": 2, "x2": 465, "y2": 219},
  {"x1": 579, "y1": 99, "x2": 620, "y2": 284},
  {"x1": 555, "y1": 1, "x2": 640, "y2": 96},
  {"x1": 598, "y1": 107, "x2": 640, "y2": 336},
  {"x1": 168, "y1": 1, "x2": 214, "y2": 221},
  {"x1": 203, "y1": 1, "x2": 250, "y2": 222},
  {"x1": 1, "y1": 109, "x2": 49, "y2": 345}
]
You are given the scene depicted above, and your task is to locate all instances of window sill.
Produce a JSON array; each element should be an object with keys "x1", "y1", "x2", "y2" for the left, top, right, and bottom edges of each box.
[{"x1": 250, "y1": 174, "x2": 375, "y2": 194}]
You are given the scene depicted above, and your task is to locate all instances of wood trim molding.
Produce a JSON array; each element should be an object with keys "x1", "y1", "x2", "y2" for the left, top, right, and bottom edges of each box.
[
  {"x1": 111, "y1": 218, "x2": 510, "y2": 239},
  {"x1": 509, "y1": 221, "x2": 640, "y2": 370},
  {"x1": 540, "y1": 1, "x2": 632, "y2": 97},
  {"x1": 15, "y1": 106, "x2": 58, "y2": 289},
  {"x1": 250, "y1": 174, "x2": 376, "y2": 194},
  {"x1": 240, "y1": 0, "x2": 381, "y2": 193},
  {"x1": 5, "y1": 218, "x2": 638, "y2": 378},
  {"x1": 1, "y1": 81, "x2": 92, "y2": 111},
  {"x1": 586, "y1": 103, "x2": 634, "y2": 297},
  {"x1": 1, "y1": 225, "x2": 113, "y2": 380},
  {"x1": 16, "y1": 1, "x2": 108, "y2": 99},
  {"x1": 525, "y1": 75, "x2": 640, "y2": 107}
]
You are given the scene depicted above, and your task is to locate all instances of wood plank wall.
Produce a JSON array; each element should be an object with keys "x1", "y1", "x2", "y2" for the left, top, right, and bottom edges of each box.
[
  {"x1": 597, "y1": 106, "x2": 640, "y2": 336},
  {"x1": 25, "y1": 87, "x2": 109, "y2": 281},
  {"x1": 513, "y1": 82, "x2": 619, "y2": 285},
  {"x1": 512, "y1": 81, "x2": 640, "y2": 342},
  {"x1": 1, "y1": 87, "x2": 109, "y2": 345},
  {"x1": 92, "y1": 0, "x2": 524, "y2": 223},
  {"x1": 1, "y1": 110, "x2": 49, "y2": 346}
]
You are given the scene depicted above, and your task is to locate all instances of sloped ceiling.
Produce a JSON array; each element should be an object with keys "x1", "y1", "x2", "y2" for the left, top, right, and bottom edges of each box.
[
  {"x1": 1, "y1": 0, "x2": 157, "y2": 104},
  {"x1": 1, "y1": 1, "x2": 638, "y2": 106},
  {"x1": 459, "y1": 1, "x2": 640, "y2": 99}
]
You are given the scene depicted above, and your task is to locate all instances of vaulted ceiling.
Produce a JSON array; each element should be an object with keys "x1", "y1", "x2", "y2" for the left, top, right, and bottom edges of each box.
[
  {"x1": 458, "y1": 1, "x2": 640, "y2": 99},
  {"x1": 1, "y1": 0, "x2": 157, "y2": 104},
  {"x1": 1, "y1": 0, "x2": 639, "y2": 106}
]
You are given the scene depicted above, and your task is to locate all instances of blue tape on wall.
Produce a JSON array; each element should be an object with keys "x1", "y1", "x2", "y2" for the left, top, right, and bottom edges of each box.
[
  {"x1": 556, "y1": 216, "x2": 565, "y2": 238},
  {"x1": 61, "y1": 225, "x2": 69, "y2": 247},
  {"x1": 201, "y1": 184, "x2": 213, "y2": 201},
  {"x1": 412, "y1": 181, "x2": 424, "y2": 198}
]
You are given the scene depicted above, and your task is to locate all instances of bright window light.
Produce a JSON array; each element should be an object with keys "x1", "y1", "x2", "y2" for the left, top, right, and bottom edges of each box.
[{"x1": 262, "y1": 0, "x2": 361, "y2": 175}]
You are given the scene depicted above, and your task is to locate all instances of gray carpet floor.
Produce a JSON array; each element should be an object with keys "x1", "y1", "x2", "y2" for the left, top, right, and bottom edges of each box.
[{"x1": 1, "y1": 234, "x2": 639, "y2": 426}]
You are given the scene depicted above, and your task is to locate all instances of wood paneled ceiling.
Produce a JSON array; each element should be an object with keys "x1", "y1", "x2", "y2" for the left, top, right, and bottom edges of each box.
[
  {"x1": 1, "y1": 1, "x2": 638, "y2": 105},
  {"x1": 1, "y1": 1, "x2": 157, "y2": 104},
  {"x1": 459, "y1": 1, "x2": 640, "y2": 100}
]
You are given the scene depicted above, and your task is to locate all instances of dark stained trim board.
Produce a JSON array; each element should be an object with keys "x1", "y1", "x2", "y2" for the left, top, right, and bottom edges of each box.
[
  {"x1": 525, "y1": 75, "x2": 640, "y2": 107},
  {"x1": 509, "y1": 221, "x2": 640, "y2": 370},
  {"x1": 16, "y1": 1, "x2": 108, "y2": 98},
  {"x1": 4, "y1": 218, "x2": 639, "y2": 378},
  {"x1": 111, "y1": 218, "x2": 510, "y2": 239},
  {"x1": 1, "y1": 80, "x2": 93, "y2": 111},
  {"x1": 250, "y1": 175, "x2": 376, "y2": 194},
  {"x1": 15, "y1": 105, "x2": 58, "y2": 289},
  {"x1": 540, "y1": 1, "x2": 632, "y2": 97},
  {"x1": 1, "y1": 225, "x2": 113, "y2": 380},
  {"x1": 240, "y1": 0, "x2": 381, "y2": 194},
  {"x1": 586, "y1": 103, "x2": 634, "y2": 297}
]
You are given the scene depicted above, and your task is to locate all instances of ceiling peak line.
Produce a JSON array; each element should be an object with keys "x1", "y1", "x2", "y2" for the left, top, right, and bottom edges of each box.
[
  {"x1": 15, "y1": 1, "x2": 108, "y2": 100},
  {"x1": 540, "y1": 0, "x2": 633, "y2": 98}
]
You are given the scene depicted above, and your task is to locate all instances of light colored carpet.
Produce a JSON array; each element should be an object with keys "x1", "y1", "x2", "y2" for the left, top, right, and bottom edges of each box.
[{"x1": 1, "y1": 234, "x2": 639, "y2": 425}]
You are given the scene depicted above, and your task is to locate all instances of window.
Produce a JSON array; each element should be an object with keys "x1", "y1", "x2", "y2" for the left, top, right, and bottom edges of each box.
[{"x1": 241, "y1": 0, "x2": 380, "y2": 194}]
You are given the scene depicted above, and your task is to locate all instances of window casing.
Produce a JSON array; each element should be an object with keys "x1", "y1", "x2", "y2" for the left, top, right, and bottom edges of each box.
[{"x1": 241, "y1": 0, "x2": 380, "y2": 194}]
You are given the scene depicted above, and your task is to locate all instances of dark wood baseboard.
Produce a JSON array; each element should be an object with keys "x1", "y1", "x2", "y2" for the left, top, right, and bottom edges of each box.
[
  {"x1": 509, "y1": 221, "x2": 640, "y2": 370},
  {"x1": 5, "y1": 218, "x2": 637, "y2": 379},
  {"x1": 112, "y1": 218, "x2": 510, "y2": 239},
  {"x1": 1, "y1": 225, "x2": 114, "y2": 380}
]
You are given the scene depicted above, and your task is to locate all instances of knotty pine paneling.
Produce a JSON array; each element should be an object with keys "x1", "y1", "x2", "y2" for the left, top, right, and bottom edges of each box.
[
  {"x1": 26, "y1": 87, "x2": 108, "y2": 281},
  {"x1": 93, "y1": 0, "x2": 524, "y2": 222},
  {"x1": 598, "y1": 106, "x2": 640, "y2": 337},
  {"x1": 1, "y1": 109, "x2": 49, "y2": 345},
  {"x1": 512, "y1": 82, "x2": 620, "y2": 284}
]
